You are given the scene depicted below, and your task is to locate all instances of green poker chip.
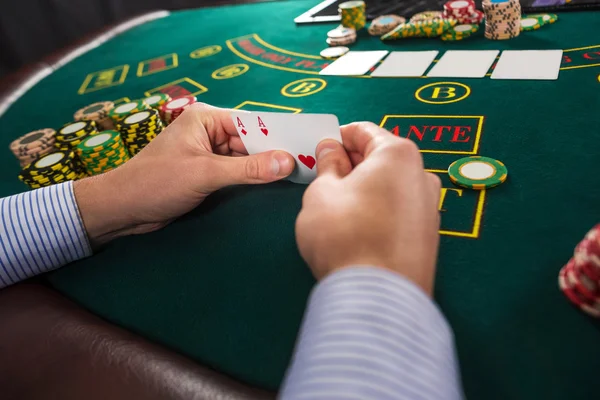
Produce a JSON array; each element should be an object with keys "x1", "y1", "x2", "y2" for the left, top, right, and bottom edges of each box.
[{"x1": 448, "y1": 156, "x2": 508, "y2": 190}]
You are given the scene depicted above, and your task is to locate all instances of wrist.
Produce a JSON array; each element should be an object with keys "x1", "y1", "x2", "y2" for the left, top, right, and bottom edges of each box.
[
  {"x1": 318, "y1": 262, "x2": 434, "y2": 297},
  {"x1": 73, "y1": 172, "x2": 137, "y2": 247}
]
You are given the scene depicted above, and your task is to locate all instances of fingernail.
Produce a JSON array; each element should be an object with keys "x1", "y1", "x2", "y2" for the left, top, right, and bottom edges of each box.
[
  {"x1": 272, "y1": 151, "x2": 292, "y2": 176},
  {"x1": 317, "y1": 148, "x2": 334, "y2": 160}
]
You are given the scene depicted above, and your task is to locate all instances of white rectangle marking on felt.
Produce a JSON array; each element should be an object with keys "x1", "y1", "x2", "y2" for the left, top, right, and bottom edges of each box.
[
  {"x1": 320, "y1": 50, "x2": 389, "y2": 76},
  {"x1": 371, "y1": 51, "x2": 439, "y2": 77},
  {"x1": 427, "y1": 50, "x2": 499, "y2": 78},
  {"x1": 491, "y1": 50, "x2": 563, "y2": 80}
]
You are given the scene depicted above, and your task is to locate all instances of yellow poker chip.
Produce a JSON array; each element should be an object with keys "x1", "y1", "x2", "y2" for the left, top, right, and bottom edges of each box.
[{"x1": 448, "y1": 156, "x2": 508, "y2": 190}]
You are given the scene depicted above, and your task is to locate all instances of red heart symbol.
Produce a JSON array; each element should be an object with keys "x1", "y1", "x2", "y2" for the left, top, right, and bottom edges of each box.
[
  {"x1": 261, "y1": 128, "x2": 268, "y2": 136},
  {"x1": 241, "y1": 129, "x2": 247, "y2": 135},
  {"x1": 298, "y1": 154, "x2": 316, "y2": 169}
]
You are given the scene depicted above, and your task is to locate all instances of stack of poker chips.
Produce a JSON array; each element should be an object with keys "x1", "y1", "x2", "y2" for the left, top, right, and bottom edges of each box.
[
  {"x1": 381, "y1": 18, "x2": 457, "y2": 40},
  {"x1": 442, "y1": 0, "x2": 484, "y2": 25},
  {"x1": 10, "y1": 129, "x2": 57, "y2": 167},
  {"x1": 482, "y1": 0, "x2": 521, "y2": 40},
  {"x1": 19, "y1": 150, "x2": 84, "y2": 189},
  {"x1": 76, "y1": 130, "x2": 130, "y2": 175},
  {"x1": 54, "y1": 120, "x2": 99, "y2": 151},
  {"x1": 368, "y1": 15, "x2": 405, "y2": 36},
  {"x1": 326, "y1": 26, "x2": 357, "y2": 47},
  {"x1": 159, "y1": 96, "x2": 197, "y2": 125},
  {"x1": 339, "y1": 1, "x2": 366, "y2": 30},
  {"x1": 74, "y1": 101, "x2": 115, "y2": 130},
  {"x1": 559, "y1": 224, "x2": 600, "y2": 318},
  {"x1": 142, "y1": 93, "x2": 172, "y2": 110},
  {"x1": 117, "y1": 109, "x2": 164, "y2": 156},
  {"x1": 108, "y1": 100, "x2": 150, "y2": 124}
]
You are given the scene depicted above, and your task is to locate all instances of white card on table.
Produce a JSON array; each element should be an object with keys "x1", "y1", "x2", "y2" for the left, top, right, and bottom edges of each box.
[
  {"x1": 371, "y1": 51, "x2": 439, "y2": 77},
  {"x1": 230, "y1": 111, "x2": 341, "y2": 184},
  {"x1": 491, "y1": 50, "x2": 563, "y2": 80},
  {"x1": 427, "y1": 50, "x2": 499, "y2": 78},
  {"x1": 320, "y1": 50, "x2": 389, "y2": 76}
]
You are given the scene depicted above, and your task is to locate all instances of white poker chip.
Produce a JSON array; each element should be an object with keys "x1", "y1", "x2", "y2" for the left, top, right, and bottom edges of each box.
[
  {"x1": 327, "y1": 26, "x2": 356, "y2": 39},
  {"x1": 520, "y1": 18, "x2": 539, "y2": 28},
  {"x1": 320, "y1": 46, "x2": 350, "y2": 59}
]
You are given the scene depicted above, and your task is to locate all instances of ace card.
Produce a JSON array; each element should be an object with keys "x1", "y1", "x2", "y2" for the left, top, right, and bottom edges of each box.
[{"x1": 230, "y1": 111, "x2": 341, "y2": 184}]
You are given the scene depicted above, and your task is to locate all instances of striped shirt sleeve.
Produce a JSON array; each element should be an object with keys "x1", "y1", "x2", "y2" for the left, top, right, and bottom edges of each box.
[
  {"x1": 280, "y1": 266, "x2": 464, "y2": 400},
  {"x1": 0, "y1": 181, "x2": 92, "y2": 288}
]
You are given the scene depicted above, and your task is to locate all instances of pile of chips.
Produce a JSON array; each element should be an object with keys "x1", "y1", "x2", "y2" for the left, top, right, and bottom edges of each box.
[
  {"x1": 339, "y1": 0, "x2": 366, "y2": 30},
  {"x1": 443, "y1": 0, "x2": 484, "y2": 24},
  {"x1": 368, "y1": 14, "x2": 405, "y2": 36},
  {"x1": 117, "y1": 109, "x2": 164, "y2": 156},
  {"x1": 483, "y1": 0, "x2": 521, "y2": 40},
  {"x1": 108, "y1": 100, "x2": 150, "y2": 124},
  {"x1": 10, "y1": 129, "x2": 57, "y2": 167},
  {"x1": 559, "y1": 224, "x2": 600, "y2": 318},
  {"x1": 54, "y1": 120, "x2": 98, "y2": 151},
  {"x1": 74, "y1": 101, "x2": 115, "y2": 130},
  {"x1": 159, "y1": 96, "x2": 197, "y2": 125},
  {"x1": 76, "y1": 130, "x2": 130, "y2": 175},
  {"x1": 142, "y1": 93, "x2": 172, "y2": 109},
  {"x1": 382, "y1": 18, "x2": 457, "y2": 40},
  {"x1": 326, "y1": 26, "x2": 357, "y2": 47},
  {"x1": 19, "y1": 150, "x2": 84, "y2": 189}
]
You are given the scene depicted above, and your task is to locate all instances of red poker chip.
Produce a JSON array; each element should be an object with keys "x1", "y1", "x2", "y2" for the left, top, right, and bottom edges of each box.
[
  {"x1": 565, "y1": 259, "x2": 599, "y2": 302},
  {"x1": 559, "y1": 266, "x2": 586, "y2": 306},
  {"x1": 579, "y1": 259, "x2": 600, "y2": 281},
  {"x1": 444, "y1": 0, "x2": 476, "y2": 17},
  {"x1": 162, "y1": 96, "x2": 197, "y2": 111},
  {"x1": 461, "y1": 10, "x2": 484, "y2": 24},
  {"x1": 574, "y1": 238, "x2": 600, "y2": 268}
]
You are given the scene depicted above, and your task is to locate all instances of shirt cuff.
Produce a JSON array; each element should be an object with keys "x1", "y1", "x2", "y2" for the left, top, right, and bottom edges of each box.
[
  {"x1": 0, "y1": 181, "x2": 92, "y2": 288},
  {"x1": 280, "y1": 266, "x2": 464, "y2": 400}
]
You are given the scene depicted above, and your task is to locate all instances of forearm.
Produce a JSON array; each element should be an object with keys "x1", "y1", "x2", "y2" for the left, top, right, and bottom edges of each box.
[
  {"x1": 0, "y1": 182, "x2": 91, "y2": 288},
  {"x1": 280, "y1": 266, "x2": 463, "y2": 400}
]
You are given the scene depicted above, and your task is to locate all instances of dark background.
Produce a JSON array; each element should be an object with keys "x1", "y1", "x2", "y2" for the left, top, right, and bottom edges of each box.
[
  {"x1": 0, "y1": 0, "x2": 596, "y2": 81},
  {"x1": 0, "y1": 0, "x2": 267, "y2": 80}
]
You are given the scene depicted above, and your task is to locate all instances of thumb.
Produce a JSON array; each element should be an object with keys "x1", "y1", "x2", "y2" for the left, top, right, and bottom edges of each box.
[
  {"x1": 213, "y1": 150, "x2": 295, "y2": 187},
  {"x1": 316, "y1": 139, "x2": 352, "y2": 178}
]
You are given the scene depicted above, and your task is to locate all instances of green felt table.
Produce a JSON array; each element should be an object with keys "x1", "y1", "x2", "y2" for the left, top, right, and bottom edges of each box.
[{"x1": 1, "y1": 1, "x2": 600, "y2": 398}]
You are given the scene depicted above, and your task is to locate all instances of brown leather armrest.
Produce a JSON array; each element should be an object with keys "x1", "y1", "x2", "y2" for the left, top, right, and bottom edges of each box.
[{"x1": 0, "y1": 283, "x2": 275, "y2": 400}]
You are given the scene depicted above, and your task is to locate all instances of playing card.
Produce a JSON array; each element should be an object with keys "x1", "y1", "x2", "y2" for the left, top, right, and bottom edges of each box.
[
  {"x1": 427, "y1": 50, "x2": 499, "y2": 78},
  {"x1": 319, "y1": 50, "x2": 389, "y2": 76},
  {"x1": 491, "y1": 50, "x2": 563, "y2": 80},
  {"x1": 230, "y1": 110, "x2": 271, "y2": 155},
  {"x1": 230, "y1": 111, "x2": 341, "y2": 184},
  {"x1": 371, "y1": 51, "x2": 439, "y2": 77}
]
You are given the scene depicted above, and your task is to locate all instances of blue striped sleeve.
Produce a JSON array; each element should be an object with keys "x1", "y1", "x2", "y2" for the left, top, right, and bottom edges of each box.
[
  {"x1": 0, "y1": 182, "x2": 92, "y2": 288},
  {"x1": 280, "y1": 266, "x2": 464, "y2": 400}
]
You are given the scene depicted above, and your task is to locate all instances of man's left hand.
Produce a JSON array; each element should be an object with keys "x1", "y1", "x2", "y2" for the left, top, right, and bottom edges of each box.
[{"x1": 74, "y1": 103, "x2": 295, "y2": 246}]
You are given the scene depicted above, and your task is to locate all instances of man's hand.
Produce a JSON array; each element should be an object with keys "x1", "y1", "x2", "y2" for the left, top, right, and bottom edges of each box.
[
  {"x1": 295, "y1": 122, "x2": 441, "y2": 296},
  {"x1": 74, "y1": 103, "x2": 295, "y2": 246}
]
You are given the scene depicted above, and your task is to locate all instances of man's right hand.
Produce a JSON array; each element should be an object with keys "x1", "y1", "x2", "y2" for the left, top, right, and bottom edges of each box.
[{"x1": 295, "y1": 122, "x2": 441, "y2": 296}]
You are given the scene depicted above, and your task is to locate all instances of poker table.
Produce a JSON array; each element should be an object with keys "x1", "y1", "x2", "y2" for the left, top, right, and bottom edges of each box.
[{"x1": 1, "y1": 1, "x2": 600, "y2": 399}]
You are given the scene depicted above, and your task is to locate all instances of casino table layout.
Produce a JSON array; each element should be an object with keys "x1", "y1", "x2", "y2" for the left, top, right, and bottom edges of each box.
[{"x1": 1, "y1": 1, "x2": 600, "y2": 399}]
